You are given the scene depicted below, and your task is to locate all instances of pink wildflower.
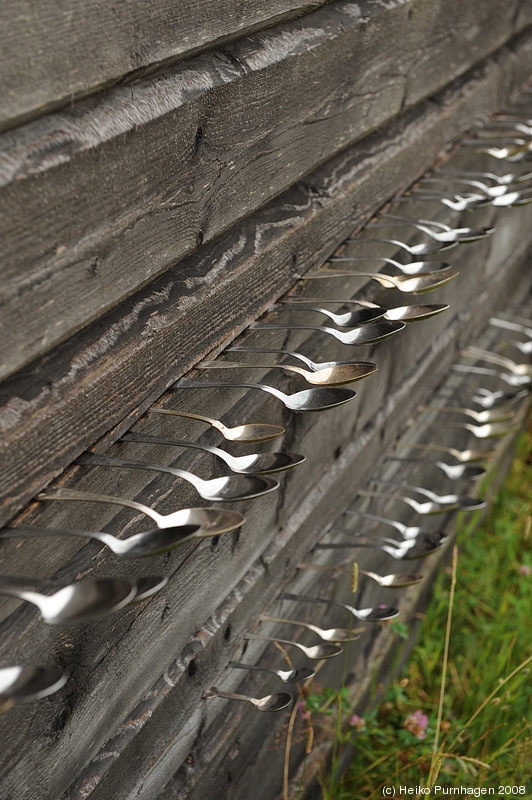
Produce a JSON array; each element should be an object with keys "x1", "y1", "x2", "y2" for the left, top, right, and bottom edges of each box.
[
  {"x1": 349, "y1": 714, "x2": 365, "y2": 731},
  {"x1": 518, "y1": 564, "x2": 531, "y2": 577},
  {"x1": 297, "y1": 700, "x2": 311, "y2": 722},
  {"x1": 403, "y1": 710, "x2": 428, "y2": 740}
]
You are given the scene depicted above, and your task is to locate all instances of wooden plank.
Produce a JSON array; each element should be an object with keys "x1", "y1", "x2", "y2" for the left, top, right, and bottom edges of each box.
[
  {"x1": 1, "y1": 36, "x2": 532, "y2": 530},
  {"x1": 0, "y1": 0, "x2": 528, "y2": 381},
  {"x1": 0, "y1": 0, "x2": 331, "y2": 131}
]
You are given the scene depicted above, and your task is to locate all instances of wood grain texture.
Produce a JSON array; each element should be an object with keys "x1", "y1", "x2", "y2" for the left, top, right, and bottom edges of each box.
[
  {"x1": 0, "y1": 0, "x2": 332, "y2": 131},
  {"x1": 1, "y1": 35, "x2": 532, "y2": 531},
  {"x1": 0, "y1": 0, "x2": 529, "y2": 381}
]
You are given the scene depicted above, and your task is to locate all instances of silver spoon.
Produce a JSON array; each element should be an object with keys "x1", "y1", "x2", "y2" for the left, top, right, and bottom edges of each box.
[
  {"x1": 75, "y1": 452, "x2": 279, "y2": 502},
  {"x1": 38, "y1": 487, "x2": 245, "y2": 537},
  {"x1": 297, "y1": 563, "x2": 424, "y2": 588},
  {"x1": 370, "y1": 479, "x2": 486, "y2": 511},
  {"x1": 426, "y1": 420, "x2": 521, "y2": 439},
  {"x1": 0, "y1": 576, "x2": 136, "y2": 625},
  {"x1": 270, "y1": 302, "x2": 386, "y2": 327},
  {"x1": 121, "y1": 431, "x2": 305, "y2": 475},
  {"x1": 132, "y1": 575, "x2": 169, "y2": 602},
  {"x1": 490, "y1": 316, "x2": 532, "y2": 339},
  {"x1": 304, "y1": 269, "x2": 459, "y2": 294},
  {"x1": 0, "y1": 666, "x2": 68, "y2": 711},
  {"x1": 434, "y1": 168, "x2": 532, "y2": 185},
  {"x1": 196, "y1": 359, "x2": 377, "y2": 387},
  {"x1": 316, "y1": 531, "x2": 447, "y2": 560},
  {"x1": 374, "y1": 214, "x2": 495, "y2": 241},
  {"x1": 464, "y1": 188, "x2": 532, "y2": 209},
  {"x1": 148, "y1": 408, "x2": 285, "y2": 442},
  {"x1": 228, "y1": 661, "x2": 315, "y2": 683},
  {"x1": 508, "y1": 339, "x2": 532, "y2": 355},
  {"x1": 386, "y1": 455, "x2": 486, "y2": 481},
  {"x1": 204, "y1": 687, "x2": 292, "y2": 712},
  {"x1": 407, "y1": 191, "x2": 486, "y2": 211},
  {"x1": 461, "y1": 346, "x2": 532, "y2": 377},
  {"x1": 249, "y1": 318, "x2": 405, "y2": 344},
  {"x1": 344, "y1": 508, "x2": 446, "y2": 541},
  {"x1": 395, "y1": 441, "x2": 496, "y2": 462},
  {"x1": 282, "y1": 298, "x2": 450, "y2": 324},
  {"x1": 357, "y1": 489, "x2": 457, "y2": 515},
  {"x1": 345, "y1": 235, "x2": 458, "y2": 255},
  {"x1": 261, "y1": 614, "x2": 360, "y2": 643},
  {"x1": 177, "y1": 378, "x2": 357, "y2": 413},
  {"x1": 419, "y1": 404, "x2": 515, "y2": 423},
  {"x1": 418, "y1": 177, "x2": 510, "y2": 198},
  {"x1": 328, "y1": 255, "x2": 452, "y2": 275},
  {"x1": 453, "y1": 364, "x2": 531, "y2": 388},
  {"x1": 245, "y1": 632, "x2": 342, "y2": 660},
  {"x1": 470, "y1": 387, "x2": 529, "y2": 409},
  {"x1": 0, "y1": 523, "x2": 204, "y2": 559},
  {"x1": 228, "y1": 345, "x2": 378, "y2": 377},
  {"x1": 281, "y1": 592, "x2": 399, "y2": 622}
]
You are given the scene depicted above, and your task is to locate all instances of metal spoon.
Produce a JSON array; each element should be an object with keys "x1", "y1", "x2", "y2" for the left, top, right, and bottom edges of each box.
[
  {"x1": 75, "y1": 452, "x2": 279, "y2": 502},
  {"x1": 282, "y1": 298, "x2": 450, "y2": 323},
  {"x1": 357, "y1": 489, "x2": 457, "y2": 515},
  {"x1": 148, "y1": 408, "x2": 285, "y2": 442},
  {"x1": 345, "y1": 236, "x2": 458, "y2": 255},
  {"x1": 0, "y1": 666, "x2": 68, "y2": 710},
  {"x1": 461, "y1": 346, "x2": 532, "y2": 377},
  {"x1": 470, "y1": 387, "x2": 529, "y2": 409},
  {"x1": 304, "y1": 269, "x2": 459, "y2": 294},
  {"x1": 177, "y1": 378, "x2": 357, "y2": 413},
  {"x1": 395, "y1": 441, "x2": 495, "y2": 462},
  {"x1": 374, "y1": 214, "x2": 495, "y2": 241},
  {"x1": 297, "y1": 563, "x2": 424, "y2": 588},
  {"x1": 196, "y1": 359, "x2": 376, "y2": 387},
  {"x1": 0, "y1": 576, "x2": 136, "y2": 625},
  {"x1": 0, "y1": 523, "x2": 204, "y2": 559},
  {"x1": 250, "y1": 318, "x2": 405, "y2": 344},
  {"x1": 317, "y1": 531, "x2": 447, "y2": 560},
  {"x1": 407, "y1": 192, "x2": 485, "y2": 212},
  {"x1": 490, "y1": 316, "x2": 532, "y2": 339},
  {"x1": 281, "y1": 592, "x2": 399, "y2": 622},
  {"x1": 229, "y1": 345, "x2": 378, "y2": 377},
  {"x1": 344, "y1": 508, "x2": 445, "y2": 541},
  {"x1": 121, "y1": 431, "x2": 305, "y2": 475},
  {"x1": 38, "y1": 488, "x2": 245, "y2": 537},
  {"x1": 386, "y1": 455, "x2": 486, "y2": 481},
  {"x1": 464, "y1": 188, "x2": 532, "y2": 209},
  {"x1": 419, "y1": 404, "x2": 515, "y2": 423},
  {"x1": 204, "y1": 687, "x2": 292, "y2": 712},
  {"x1": 418, "y1": 177, "x2": 510, "y2": 198},
  {"x1": 508, "y1": 339, "x2": 532, "y2": 355},
  {"x1": 270, "y1": 302, "x2": 386, "y2": 327},
  {"x1": 370, "y1": 479, "x2": 486, "y2": 511},
  {"x1": 453, "y1": 364, "x2": 531, "y2": 387},
  {"x1": 132, "y1": 575, "x2": 169, "y2": 602},
  {"x1": 261, "y1": 614, "x2": 360, "y2": 643},
  {"x1": 435, "y1": 168, "x2": 532, "y2": 185},
  {"x1": 245, "y1": 632, "x2": 342, "y2": 660},
  {"x1": 426, "y1": 420, "x2": 521, "y2": 439},
  {"x1": 228, "y1": 661, "x2": 315, "y2": 683},
  {"x1": 329, "y1": 255, "x2": 452, "y2": 276}
]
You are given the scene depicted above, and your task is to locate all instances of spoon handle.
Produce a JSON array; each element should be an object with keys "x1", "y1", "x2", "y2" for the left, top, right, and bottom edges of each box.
[
  {"x1": 122, "y1": 431, "x2": 229, "y2": 462},
  {"x1": 198, "y1": 361, "x2": 303, "y2": 378},
  {"x1": 229, "y1": 345, "x2": 318, "y2": 370},
  {"x1": 177, "y1": 377, "x2": 285, "y2": 402},
  {"x1": 205, "y1": 688, "x2": 256, "y2": 703},
  {"x1": 0, "y1": 527, "x2": 109, "y2": 547},
  {"x1": 281, "y1": 592, "x2": 347, "y2": 613},
  {"x1": 38, "y1": 487, "x2": 160, "y2": 523},
  {"x1": 344, "y1": 507, "x2": 402, "y2": 533}
]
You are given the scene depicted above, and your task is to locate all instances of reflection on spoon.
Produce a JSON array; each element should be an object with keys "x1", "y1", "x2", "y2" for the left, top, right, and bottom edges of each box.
[{"x1": 204, "y1": 686, "x2": 292, "y2": 712}]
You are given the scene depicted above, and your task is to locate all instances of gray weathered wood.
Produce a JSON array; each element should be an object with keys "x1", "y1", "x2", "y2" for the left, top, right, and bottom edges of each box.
[
  {"x1": 0, "y1": 0, "x2": 528, "y2": 381},
  {"x1": 1, "y1": 35, "x2": 532, "y2": 530},
  {"x1": 0, "y1": 0, "x2": 331, "y2": 131}
]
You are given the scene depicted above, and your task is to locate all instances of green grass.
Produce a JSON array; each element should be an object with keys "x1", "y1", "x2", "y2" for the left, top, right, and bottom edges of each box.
[{"x1": 303, "y1": 417, "x2": 532, "y2": 798}]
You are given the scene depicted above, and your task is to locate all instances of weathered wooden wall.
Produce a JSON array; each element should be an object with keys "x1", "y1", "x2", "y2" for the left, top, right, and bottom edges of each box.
[{"x1": 1, "y1": 1, "x2": 531, "y2": 799}]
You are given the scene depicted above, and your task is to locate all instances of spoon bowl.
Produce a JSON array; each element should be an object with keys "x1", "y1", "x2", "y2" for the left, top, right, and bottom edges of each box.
[
  {"x1": 148, "y1": 408, "x2": 285, "y2": 442},
  {"x1": 0, "y1": 666, "x2": 68, "y2": 710}
]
